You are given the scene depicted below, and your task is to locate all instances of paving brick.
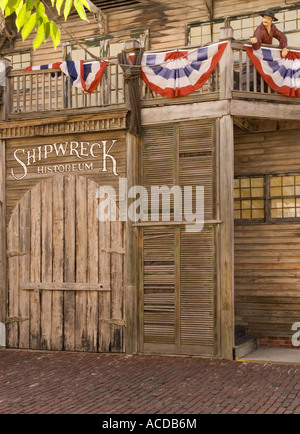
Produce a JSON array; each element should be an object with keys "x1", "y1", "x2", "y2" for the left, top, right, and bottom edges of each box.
[{"x1": 0, "y1": 349, "x2": 300, "y2": 414}]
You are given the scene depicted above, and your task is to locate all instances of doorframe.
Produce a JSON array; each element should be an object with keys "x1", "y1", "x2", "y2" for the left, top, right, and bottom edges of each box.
[{"x1": 0, "y1": 139, "x2": 6, "y2": 347}]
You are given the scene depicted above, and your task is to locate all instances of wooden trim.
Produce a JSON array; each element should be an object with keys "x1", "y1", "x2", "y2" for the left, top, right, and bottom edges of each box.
[
  {"x1": 0, "y1": 108, "x2": 128, "y2": 138},
  {"x1": 141, "y1": 100, "x2": 230, "y2": 125},
  {"x1": 132, "y1": 220, "x2": 222, "y2": 227},
  {"x1": 232, "y1": 91, "x2": 300, "y2": 105},
  {"x1": 231, "y1": 100, "x2": 300, "y2": 120},
  {"x1": 0, "y1": 139, "x2": 6, "y2": 345},
  {"x1": 20, "y1": 283, "x2": 111, "y2": 291},
  {"x1": 142, "y1": 343, "x2": 215, "y2": 357},
  {"x1": 125, "y1": 132, "x2": 139, "y2": 355},
  {"x1": 219, "y1": 115, "x2": 234, "y2": 360}
]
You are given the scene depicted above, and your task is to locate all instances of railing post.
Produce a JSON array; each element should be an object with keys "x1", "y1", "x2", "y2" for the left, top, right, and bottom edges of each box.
[
  {"x1": 0, "y1": 58, "x2": 12, "y2": 120},
  {"x1": 219, "y1": 39, "x2": 233, "y2": 100}
]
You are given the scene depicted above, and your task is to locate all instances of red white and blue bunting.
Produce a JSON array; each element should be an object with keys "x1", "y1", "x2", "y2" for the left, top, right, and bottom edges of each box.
[
  {"x1": 58, "y1": 60, "x2": 108, "y2": 93},
  {"x1": 245, "y1": 45, "x2": 300, "y2": 98},
  {"x1": 140, "y1": 41, "x2": 228, "y2": 98},
  {"x1": 26, "y1": 60, "x2": 108, "y2": 93}
]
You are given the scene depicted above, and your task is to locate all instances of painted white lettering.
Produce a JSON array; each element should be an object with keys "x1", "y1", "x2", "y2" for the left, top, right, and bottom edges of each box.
[
  {"x1": 102, "y1": 140, "x2": 118, "y2": 176},
  {"x1": 44, "y1": 144, "x2": 53, "y2": 159},
  {"x1": 11, "y1": 149, "x2": 27, "y2": 180},
  {"x1": 27, "y1": 148, "x2": 36, "y2": 166},
  {"x1": 90, "y1": 143, "x2": 101, "y2": 158},
  {"x1": 80, "y1": 142, "x2": 89, "y2": 157},
  {"x1": 53, "y1": 142, "x2": 68, "y2": 157},
  {"x1": 70, "y1": 142, "x2": 81, "y2": 159}
]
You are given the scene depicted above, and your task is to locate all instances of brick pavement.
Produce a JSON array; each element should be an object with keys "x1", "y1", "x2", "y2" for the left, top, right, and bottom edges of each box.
[{"x1": 0, "y1": 349, "x2": 300, "y2": 414}]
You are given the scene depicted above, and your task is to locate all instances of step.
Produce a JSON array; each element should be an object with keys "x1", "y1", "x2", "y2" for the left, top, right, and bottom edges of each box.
[{"x1": 234, "y1": 335, "x2": 258, "y2": 359}]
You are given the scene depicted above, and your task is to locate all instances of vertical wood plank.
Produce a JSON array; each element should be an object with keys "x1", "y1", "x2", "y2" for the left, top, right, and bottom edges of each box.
[
  {"x1": 48, "y1": 73, "x2": 52, "y2": 110},
  {"x1": 87, "y1": 179, "x2": 99, "y2": 352},
  {"x1": 219, "y1": 41, "x2": 233, "y2": 100},
  {"x1": 64, "y1": 175, "x2": 76, "y2": 351},
  {"x1": 41, "y1": 179, "x2": 53, "y2": 350},
  {"x1": 125, "y1": 133, "x2": 139, "y2": 354},
  {"x1": 98, "y1": 218, "x2": 111, "y2": 352},
  {"x1": 30, "y1": 182, "x2": 41, "y2": 349},
  {"x1": 52, "y1": 175, "x2": 64, "y2": 350},
  {"x1": 19, "y1": 192, "x2": 31, "y2": 348},
  {"x1": 75, "y1": 176, "x2": 88, "y2": 351},
  {"x1": 110, "y1": 220, "x2": 124, "y2": 352},
  {"x1": 0, "y1": 140, "x2": 6, "y2": 346},
  {"x1": 219, "y1": 115, "x2": 234, "y2": 360},
  {"x1": 7, "y1": 205, "x2": 19, "y2": 348}
]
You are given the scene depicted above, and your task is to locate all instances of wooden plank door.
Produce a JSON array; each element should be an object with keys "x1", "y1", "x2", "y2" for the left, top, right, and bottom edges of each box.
[
  {"x1": 139, "y1": 120, "x2": 219, "y2": 357},
  {"x1": 6, "y1": 175, "x2": 125, "y2": 353}
]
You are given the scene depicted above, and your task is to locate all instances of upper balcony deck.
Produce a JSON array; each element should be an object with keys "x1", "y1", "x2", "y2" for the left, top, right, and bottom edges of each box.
[{"x1": 1, "y1": 40, "x2": 300, "y2": 123}]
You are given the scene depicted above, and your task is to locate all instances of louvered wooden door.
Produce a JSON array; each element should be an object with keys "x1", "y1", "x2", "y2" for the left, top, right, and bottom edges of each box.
[
  {"x1": 139, "y1": 121, "x2": 218, "y2": 356},
  {"x1": 7, "y1": 175, "x2": 124, "y2": 353}
]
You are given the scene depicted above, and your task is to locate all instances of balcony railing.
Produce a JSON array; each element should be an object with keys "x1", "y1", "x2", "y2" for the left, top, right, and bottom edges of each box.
[{"x1": 2, "y1": 40, "x2": 300, "y2": 118}]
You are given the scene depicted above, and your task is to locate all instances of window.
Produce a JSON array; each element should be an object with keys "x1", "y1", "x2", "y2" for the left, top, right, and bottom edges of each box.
[
  {"x1": 234, "y1": 177, "x2": 265, "y2": 221},
  {"x1": 188, "y1": 6, "x2": 300, "y2": 47},
  {"x1": 270, "y1": 175, "x2": 300, "y2": 219},
  {"x1": 234, "y1": 174, "x2": 300, "y2": 223},
  {"x1": 2, "y1": 50, "x2": 31, "y2": 69}
]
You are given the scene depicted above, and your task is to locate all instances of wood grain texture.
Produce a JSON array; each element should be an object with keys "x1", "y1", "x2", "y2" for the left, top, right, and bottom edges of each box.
[{"x1": 6, "y1": 175, "x2": 125, "y2": 353}]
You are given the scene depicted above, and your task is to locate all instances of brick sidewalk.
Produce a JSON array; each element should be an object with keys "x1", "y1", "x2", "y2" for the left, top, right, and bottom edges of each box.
[{"x1": 0, "y1": 349, "x2": 300, "y2": 414}]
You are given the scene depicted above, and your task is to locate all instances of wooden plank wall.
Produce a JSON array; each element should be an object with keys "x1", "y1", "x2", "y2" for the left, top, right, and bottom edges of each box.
[
  {"x1": 234, "y1": 125, "x2": 300, "y2": 338},
  {"x1": 6, "y1": 176, "x2": 125, "y2": 352},
  {"x1": 7, "y1": 0, "x2": 294, "y2": 64}
]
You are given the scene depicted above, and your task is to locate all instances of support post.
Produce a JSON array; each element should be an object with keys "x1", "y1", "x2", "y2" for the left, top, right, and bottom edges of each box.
[
  {"x1": 0, "y1": 58, "x2": 12, "y2": 120},
  {"x1": 0, "y1": 138, "x2": 6, "y2": 347},
  {"x1": 125, "y1": 131, "x2": 139, "y2": 354},
  {"x1": 218, "y1": 115, "x2": 234, "y2": 360},
  {"x1": 219, "y1": 40, "x2": 233, "y2": 100}
]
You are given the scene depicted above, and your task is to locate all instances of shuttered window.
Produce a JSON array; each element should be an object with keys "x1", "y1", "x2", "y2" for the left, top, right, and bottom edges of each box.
[{"x1": 140, "y1": 120, "x2": 217, "y2": 356}]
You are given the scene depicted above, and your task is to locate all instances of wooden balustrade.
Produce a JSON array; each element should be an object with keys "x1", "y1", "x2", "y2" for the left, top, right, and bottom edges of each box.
[
  {"x1": 7, "y1": 61, "x2": 125, "y2": 114},
  {"x1": 3, "y1": 40, "x2": 300, "y2": 117}
]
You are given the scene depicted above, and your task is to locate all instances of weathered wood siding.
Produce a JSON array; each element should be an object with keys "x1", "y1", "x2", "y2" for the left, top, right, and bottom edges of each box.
[
  {"x1": 8, "y1": 0, "x2": 294, "y2": 64},
  {"x1": 6, "y1": 175, "x2": 125, "y2": 352},
  {"x1": 234, "y1": 125, "x2": 300, "y2": 338}
]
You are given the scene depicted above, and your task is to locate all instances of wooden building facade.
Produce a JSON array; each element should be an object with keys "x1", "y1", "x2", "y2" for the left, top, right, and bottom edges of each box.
[{"x1": 0, "y1": 0, "x2": 300, "y2": 359}]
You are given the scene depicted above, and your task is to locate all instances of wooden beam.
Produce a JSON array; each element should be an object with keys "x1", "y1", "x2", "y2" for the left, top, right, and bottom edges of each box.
[
  {"x1": 20, "y1": 283, "x2": 111, "y2": 291},
  {"x1": 125, "y1": 132, "x2": 139, "y2": 355},
  {"x1": 142, "y1": 100, "x2": 230, "y2": 125},
  {"x1": 231, "y1": 100, "x2": 300, "y2": 121},
  {"x1": 0, "y1": 139, "x2": 6, "y2": 346},
  {"x1": 218, "y1": 115, "x2": 234, "y2": 360}
]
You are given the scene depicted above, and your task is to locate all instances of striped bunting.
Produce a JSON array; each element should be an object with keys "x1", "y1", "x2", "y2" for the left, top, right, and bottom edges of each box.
[
  {"x1": 245, "y1": 45, "x2": 300, "y2": 98},
  {"x1": 26, "y1": 61, "x2": 108, "y2": 93},
  {"x1": 140, "y1": 41, "x2": 228, "y2": 98},
  {"x1": 58, "y1": 60, "x2": 108, "y2": 93},
  {"x1": 25, "y1": 63, "x2": 62, "y2": 77}
]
